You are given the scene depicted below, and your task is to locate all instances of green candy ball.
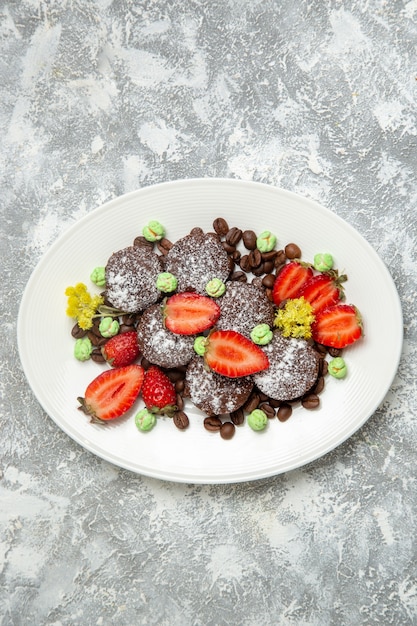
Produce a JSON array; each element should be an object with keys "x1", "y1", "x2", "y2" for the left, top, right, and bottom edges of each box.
[
  {"x1": 313, "y1": 253, "x2": 334, "y2": 272},
  {"x1": 90, "y1": 266, "x2": 106, "y2": 287},
  {"x1": 135, "y1": 409, "x2": 157, "y2": 432},
  {"x1": 328, "y1": 357, "x2": 347, "y2": 379},
  {"x1": 74, "y1": 337, "x2": 93, "y2": 361},
  {"x1": 247, "y1": 409, "x2": 268, "y2": 431}
]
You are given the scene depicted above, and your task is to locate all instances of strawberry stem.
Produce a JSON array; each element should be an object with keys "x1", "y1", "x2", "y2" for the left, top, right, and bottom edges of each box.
[{"x1": 94, "y1": 304, "x2": 129, "y2": 318}]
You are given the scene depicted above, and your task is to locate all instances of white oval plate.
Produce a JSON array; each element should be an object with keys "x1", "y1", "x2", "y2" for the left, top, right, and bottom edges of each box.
[{"x1": 18, "y1": 179, "x2": 403, "y2": 483}]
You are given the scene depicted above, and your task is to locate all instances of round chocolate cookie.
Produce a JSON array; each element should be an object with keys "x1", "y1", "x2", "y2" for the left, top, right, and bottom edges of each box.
[
  {"x1": 185, "y1": 355, "x2": 253, "y2": 417},
  {"x1": 216, "y1": 282, "x2": 274, "y2": 338},
  {"x1": 165, "y1": 230, "x2": 230, "y2": 294},
  {"x1": 253, "y1": 332, "x2": 320, "y2": 402},
  {"x1": 137, "y1": 303, "x2": 195, "y2": 368},
  {"x1": 105, "y1": 246, "x2": 163, "y2": 313}
]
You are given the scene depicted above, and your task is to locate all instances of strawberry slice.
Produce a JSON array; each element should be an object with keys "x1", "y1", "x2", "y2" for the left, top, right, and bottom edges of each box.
[
  {"x1": 312, "y1": 304, "x2": 363, "y2": 348},
  {"x1": 77, "y1": 364, "x2": 144, "y2": 422},
  {"x1": 272, "y1": 261, "x2": 313, "y2": 306},
  {"x1": 204, "y1": 329, "x2": 269, "y2": 378},
  {"x1": 298, "y1": 272, "x2": 345, "y2": 314},
  {"x1": 101, "y1": 331, "x2": 140, "y2": 368},
  {"x1": 164, "y1": 292, "x2": 221, "y2": 335}
]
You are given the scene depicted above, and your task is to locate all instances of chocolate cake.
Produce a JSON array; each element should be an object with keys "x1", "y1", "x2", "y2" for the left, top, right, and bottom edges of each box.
[
  {"x1": 165, "y1": 230, "x2": 230, "y2": 294},
  {"x1": 216, "y1": 282, "x2": 275, "y2": 338},
  {"x1": 185, "y1": 355, "x2": 253, "y2": 416},
  {"x1": 253, "y1": 332, "x2": 320, "y2": 401},
  {"x1": 105, "y1": 246, "x2": 163, "y2": 313},
  {"x1": 137, "y1": 303, "x2": 195, "y2": 368}
]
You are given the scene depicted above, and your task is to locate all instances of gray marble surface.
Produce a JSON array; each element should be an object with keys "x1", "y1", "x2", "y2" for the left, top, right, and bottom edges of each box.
[{"x1": 1, "y1": 1, "x2": 416, "y2": 624}]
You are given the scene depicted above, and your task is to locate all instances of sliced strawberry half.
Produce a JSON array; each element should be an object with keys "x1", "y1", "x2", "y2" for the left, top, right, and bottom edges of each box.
[
  {"x1": 298, "y1": 272, "x2": 346, "y2": 314},
  {"x1": 164, "y1": 292, "x2": 221, "y2": 335},
  {"x1": 312, "y1": 304, "x2": 363, "y2": 349},
  {"x1": 77, "y1": 364, "x2": 144, "y2": 423},
  {"x1": 272, "y1": 261, "x2": 313, "y2": 306},
  {"x1": 204, "y1": 329, "x2": 269, "y2": 378}
]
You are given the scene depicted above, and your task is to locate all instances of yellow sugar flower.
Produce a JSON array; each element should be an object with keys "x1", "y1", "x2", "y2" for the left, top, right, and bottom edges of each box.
[
  {"x1": 65, "y1": 283, "x2": 104, "y2": 330},
  {"x1": 274, "y1": 297, "x2": 315, "y2": 340}
]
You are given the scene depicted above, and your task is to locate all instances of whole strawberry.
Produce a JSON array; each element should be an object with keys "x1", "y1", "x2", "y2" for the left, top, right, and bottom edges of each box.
[
  {"x1": 101, "y1": 331, "x2": 140, "y2": 368},
  {"x1": 141, "y1": 366, "x2": 177, "y2": 415}
]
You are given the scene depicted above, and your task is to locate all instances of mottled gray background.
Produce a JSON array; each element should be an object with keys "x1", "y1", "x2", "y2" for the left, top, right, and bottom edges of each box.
[{"x1": 1, "y1": 1, "x2": 417, "y2": 624}]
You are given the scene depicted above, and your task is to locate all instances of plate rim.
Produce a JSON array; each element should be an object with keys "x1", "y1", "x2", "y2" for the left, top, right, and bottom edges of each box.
[{"x1": 17, "y1": 177, "x2": 404, "y2": 483}]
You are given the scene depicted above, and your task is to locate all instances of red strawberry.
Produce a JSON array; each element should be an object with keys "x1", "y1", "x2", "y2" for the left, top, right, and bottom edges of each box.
[
  {"x1": 272, "y1": 261, "x2": 313, "y2": 306},
  {"x1": 101, "y1": 331, "x2": 140, "y2": 367},
  {"x1": 164, "y1": 292, "x2": 221, "y2": 335},
  {"x1": 204, "y1": 329, "x2": 270, "y2": 378},
  {"x1": 141, "y1": 366, "x2": 177, "y2": 414},
  {"x1": 312, "y1": 304, "x2": 363, "y2": 348},
  {"x1": 298, "y1": 272, "x2": 346, "y2": 314},
  {"x1": 77, "y1": 364, "x2": 144, "y2": 423}
]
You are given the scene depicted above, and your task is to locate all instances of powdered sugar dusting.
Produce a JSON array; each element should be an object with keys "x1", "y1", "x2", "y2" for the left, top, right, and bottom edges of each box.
[
  {"x1": 217, "y1": 282, "x2": 274, "y2": 337},
  {"x1": 105, "y1": 246, "x2": 163, "y2": 313},
  {"x1": 254, "y1": 333, "x2": 320, "y2": 401},
  {"x1": 166, "y1": 231, "x2": 230, "y2": 294},
  {"x1": 137, "y1": 304, "x2": 195, "y2": 368},
  {"x1": 185, "y1": 356, "x2": 253, "y2": 416}
]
